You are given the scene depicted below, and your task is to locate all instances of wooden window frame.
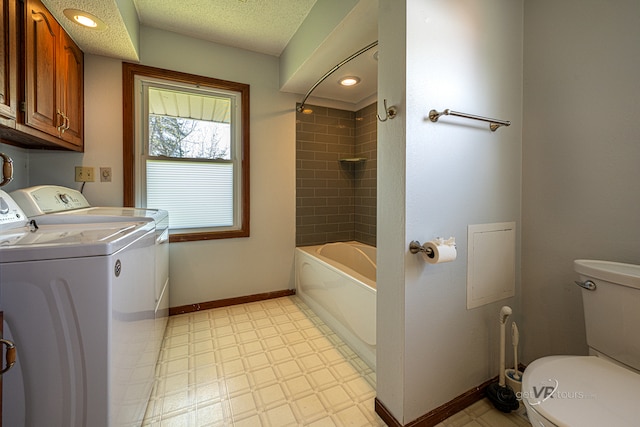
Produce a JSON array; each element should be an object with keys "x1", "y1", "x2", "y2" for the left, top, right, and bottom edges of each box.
[{"x1": 122, "y1": 62, "x2": 250, "y2": 242}]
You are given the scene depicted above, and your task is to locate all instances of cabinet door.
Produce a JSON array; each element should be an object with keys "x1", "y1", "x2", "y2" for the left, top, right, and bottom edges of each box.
[
  {"x1": 24, "y1": 0, "x2": 61, "y2": 137},
  {"x1": 0, "y1": 0, "x2": 18, "y2": 126},
  {"x1": 58, "y1": 30, "x2": 83, "y2": 147}
]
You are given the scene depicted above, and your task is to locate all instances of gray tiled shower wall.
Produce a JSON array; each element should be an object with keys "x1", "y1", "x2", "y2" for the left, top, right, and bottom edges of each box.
[{"x1": 296, "y1": 103, "x2": 377, "y2": 247}]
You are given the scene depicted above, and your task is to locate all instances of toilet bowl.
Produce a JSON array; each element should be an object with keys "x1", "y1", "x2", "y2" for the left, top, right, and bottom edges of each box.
[{"x1": 522, "y1": 260, "x2": 640, "y2": 427}]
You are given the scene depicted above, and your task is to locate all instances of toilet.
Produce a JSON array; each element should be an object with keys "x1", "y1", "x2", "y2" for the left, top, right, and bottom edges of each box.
[{"x1": 522, "y1": 259, "x2": 640, "y2": 427}]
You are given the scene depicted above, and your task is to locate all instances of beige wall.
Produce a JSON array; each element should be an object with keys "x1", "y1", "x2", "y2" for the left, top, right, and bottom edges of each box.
[{"x1": 521, "y1": 0, "x2": 640, "y2": 362}]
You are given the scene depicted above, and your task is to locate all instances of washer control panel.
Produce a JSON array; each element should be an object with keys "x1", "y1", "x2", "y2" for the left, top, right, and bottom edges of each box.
[
  {"x1": 0, "y1": 190, "x2": 28, "y2": 230},
  {"x1": 10, "y1": 185, "x2": 90, "y2": 217}
]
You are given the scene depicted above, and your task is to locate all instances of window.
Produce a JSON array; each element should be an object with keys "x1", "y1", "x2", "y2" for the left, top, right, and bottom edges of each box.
[{"x1": 123, "y1": 63, "x2": 250, "y2": 242}]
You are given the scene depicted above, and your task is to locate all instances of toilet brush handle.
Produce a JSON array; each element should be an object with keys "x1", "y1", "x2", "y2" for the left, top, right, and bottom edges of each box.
[
  {"x1": 499, "y1": 322, "x2": 506, "y2": 386},
  {"x1": 498, "y1": 306, "x2": 511, "y2": 387},
  {"x1": 512, "y1": 322, "x2": 520, "y2": 379}
]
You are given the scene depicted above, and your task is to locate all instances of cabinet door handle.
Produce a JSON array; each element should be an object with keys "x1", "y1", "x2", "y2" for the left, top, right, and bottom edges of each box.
[
  {"x1": 56, "y1": 109, "x2": 65, "y2": 133},
  {"x1": 56, "y1": 110, "x2": 70, "y2": 134},
  {"x1": 60, "y1": 112, "x2": 69, "y2": 134},
  {"x1": 0, "y1": 338, "x2": 16, "y2": 375}
]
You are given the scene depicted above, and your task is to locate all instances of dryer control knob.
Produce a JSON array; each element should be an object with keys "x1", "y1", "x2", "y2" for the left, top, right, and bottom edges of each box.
[
  {"x1": 59, "y1": 193, "x2": 71, "y2": 204},
  {"x1": 0, "y1": 197, "x2": 9, "y2": 214}
]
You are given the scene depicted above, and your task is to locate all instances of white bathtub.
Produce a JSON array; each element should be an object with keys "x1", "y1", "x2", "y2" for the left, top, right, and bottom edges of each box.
[{"x1": 295, "y1": 241, "x2": 376, "y2": 369}]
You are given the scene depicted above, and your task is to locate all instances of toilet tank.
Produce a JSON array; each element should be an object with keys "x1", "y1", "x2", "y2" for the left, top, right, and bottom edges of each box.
[{"x1": 575, "y1": 260, "x2": 640, "y2": 371}]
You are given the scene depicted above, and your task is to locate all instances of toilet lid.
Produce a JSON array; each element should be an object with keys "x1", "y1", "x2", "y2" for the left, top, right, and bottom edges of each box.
[{"x1": 522, "y1": 356, "x2": 640, "y2": 426}]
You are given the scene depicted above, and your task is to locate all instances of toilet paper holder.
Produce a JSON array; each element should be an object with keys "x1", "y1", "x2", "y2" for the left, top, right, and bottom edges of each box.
[
  {"x1": 409, "y1": 238, "x2": 457, "y2": 261},
  {"x1": 409, "y1": 240, "x2": 435, "y2": 258}
]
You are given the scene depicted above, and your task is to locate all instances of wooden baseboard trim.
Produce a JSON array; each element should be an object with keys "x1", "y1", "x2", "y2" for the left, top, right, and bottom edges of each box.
[
  {"x1": 169, "y1": 289, "x2": 296, "y2": 316},
  {"x1": 374, "y1": 399, "x2": 403, "y2": 427},
  {"x1": 375, "y1": 376, "x2": 498, "y2": 427}
]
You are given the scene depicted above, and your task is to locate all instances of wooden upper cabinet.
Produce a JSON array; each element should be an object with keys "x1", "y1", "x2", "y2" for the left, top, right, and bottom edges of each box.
[
  {"x1": 0, "y1": 0, "x2": 84, "y2": 150},
  {"x1": 0, "y1": 0, "x2": 18, "y2": 128},
  {"x1": 24, "y1": 0, "x2": 58, "y2": 136},
  {"x1": 21, "y1": 0, "x2": 83, "y2": 150}
]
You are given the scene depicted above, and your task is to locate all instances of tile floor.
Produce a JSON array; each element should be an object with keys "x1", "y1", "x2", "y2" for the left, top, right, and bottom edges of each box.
[
  {"x1": 142, "y1": 296, "x2": 531, "y2": 426},
  {"x1": 435, "y1": 399, "x2": 531, "y2": 427}
]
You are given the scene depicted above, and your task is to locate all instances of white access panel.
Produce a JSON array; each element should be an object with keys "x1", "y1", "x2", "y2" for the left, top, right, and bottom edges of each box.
[{"x1": 467, "y1": 222, "x2": 516, "y2": 309}]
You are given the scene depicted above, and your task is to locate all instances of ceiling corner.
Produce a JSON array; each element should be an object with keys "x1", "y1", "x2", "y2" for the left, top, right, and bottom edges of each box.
[{"x1": 42, "y1": 0, "x2": 140, "y2": 61}]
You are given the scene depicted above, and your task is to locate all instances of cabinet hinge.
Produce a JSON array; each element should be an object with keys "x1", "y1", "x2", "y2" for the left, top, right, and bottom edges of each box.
[{"x1": 20, "y1": 102, "x2": 26, "y2": 112}]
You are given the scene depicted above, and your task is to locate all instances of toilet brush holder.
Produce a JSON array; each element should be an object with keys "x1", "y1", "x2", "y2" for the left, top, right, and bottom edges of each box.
[{"x1": 505, "y1": 369, "x2": 523, "y2": 396}]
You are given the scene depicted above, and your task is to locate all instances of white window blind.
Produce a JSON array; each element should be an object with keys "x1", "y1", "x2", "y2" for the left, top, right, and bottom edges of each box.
[{"x1": 146, "y1": 160, "x2": 234, "y2": 229}]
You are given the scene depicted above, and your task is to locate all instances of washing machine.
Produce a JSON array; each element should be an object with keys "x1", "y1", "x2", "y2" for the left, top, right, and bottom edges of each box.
[
  {"x1": 0, "y1": 189, "x2": 159, "y2": 426},
  {"x1": 10, "y1": 185, "x2": 170, "y2": 357}
]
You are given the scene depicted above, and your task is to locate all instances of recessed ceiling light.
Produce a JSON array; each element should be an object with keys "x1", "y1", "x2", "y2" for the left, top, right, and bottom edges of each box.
[
  {"x1": 63, "y1": 9, "x2": 107, "y2": 30},
  {"x1": 301, "y1": 108, "x2": 313, "y2": 114},
  {"x1": 339, "y1": 76, "x2": 361, "y2": 87}
]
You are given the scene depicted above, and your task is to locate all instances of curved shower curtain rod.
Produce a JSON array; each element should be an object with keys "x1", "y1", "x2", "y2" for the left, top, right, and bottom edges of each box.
[{"x1": 296, "y1": 40, "x2": 379, "y2": 113}]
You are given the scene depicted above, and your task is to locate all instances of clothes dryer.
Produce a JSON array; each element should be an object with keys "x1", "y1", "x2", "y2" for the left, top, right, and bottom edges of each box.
[{"x1": 0, "y1": 190, "x2": 156, "y2": 426}]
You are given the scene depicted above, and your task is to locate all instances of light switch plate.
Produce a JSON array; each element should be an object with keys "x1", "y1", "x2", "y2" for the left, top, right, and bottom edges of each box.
[{"x1": 100, "y1": 167, "x2": 112, "y2": 182}]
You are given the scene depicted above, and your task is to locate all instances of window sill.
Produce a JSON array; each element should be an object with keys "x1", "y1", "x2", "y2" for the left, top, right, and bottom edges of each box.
[{"x1": 169, "y1": 228, "x2": 250, "y2": 243}]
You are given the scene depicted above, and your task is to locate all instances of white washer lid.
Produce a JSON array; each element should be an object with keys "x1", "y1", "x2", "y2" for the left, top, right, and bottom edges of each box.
[
  {"x1": 0, "y1": 221, "x2": 153, "y2": 262},
  {"x1": 522, "y1": 355, "x2": 640, "y2": 426},
  {"x1": 36, "y1": 206, "x2": 168, "y2": 224}
]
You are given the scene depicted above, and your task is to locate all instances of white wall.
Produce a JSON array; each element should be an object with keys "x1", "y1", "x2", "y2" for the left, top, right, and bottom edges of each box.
[
  {"x1": 26, "y1": 26, "x2": 298, "y2": 308},
  {"x1": 376, "y1": 0, "x2": 407, "y2": 419},
  {"x1": 522, "y1": 0, "x2": 640, "y2": 363},
  {"x1": 377, "y1": 0, "x2": 523, "y2": 423}
]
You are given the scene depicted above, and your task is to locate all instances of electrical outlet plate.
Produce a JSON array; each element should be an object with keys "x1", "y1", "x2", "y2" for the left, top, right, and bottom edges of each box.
[{"x1": 75, "y1": 166, "x2": 95, "y2": 182}]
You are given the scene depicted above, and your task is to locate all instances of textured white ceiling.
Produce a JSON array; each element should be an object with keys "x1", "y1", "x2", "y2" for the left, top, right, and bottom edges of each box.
[
  {"x1": 42, "y1": 0, "x2": 317, "y2": 60},
  {"x1": 134, "y1": 0, "x2": 317, "y2": 56}
]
